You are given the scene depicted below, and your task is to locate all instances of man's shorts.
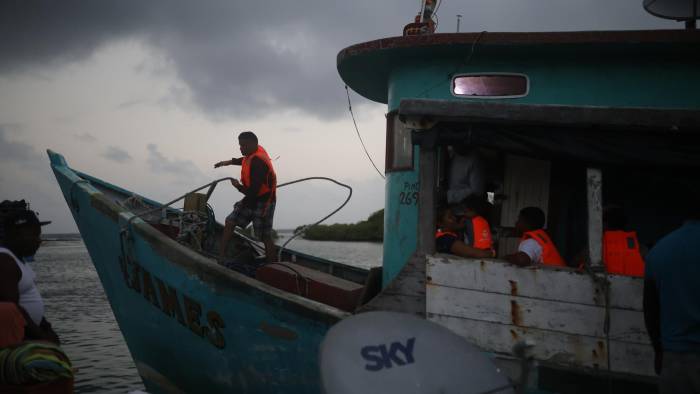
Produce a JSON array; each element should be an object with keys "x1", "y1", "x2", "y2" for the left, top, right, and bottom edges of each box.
[{"x1": 226, "y1": 201, "x2": 275, "y2": 239}]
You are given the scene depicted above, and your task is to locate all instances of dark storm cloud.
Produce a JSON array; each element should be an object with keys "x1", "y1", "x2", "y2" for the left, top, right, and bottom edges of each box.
[
  {"x1": 0, "y1": 126, "x2": 40, "y2": 163},
  {"x1": 0, "y1": 1, "x2": 674, "y2": 120},
  {"x1": 102, "y1": 146, "x2": 132, "y2": 163},
  {"x1": 146, "y1": 143, "x2": 204, "y2": 181},
  {"x1": 0, "y1": 0, "x2": 410, "y2": 120}
]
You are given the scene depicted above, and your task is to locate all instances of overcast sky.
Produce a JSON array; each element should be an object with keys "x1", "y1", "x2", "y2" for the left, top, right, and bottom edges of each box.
[{"x1": 0, "y1": 1, "x2": 678, "y2": 233}]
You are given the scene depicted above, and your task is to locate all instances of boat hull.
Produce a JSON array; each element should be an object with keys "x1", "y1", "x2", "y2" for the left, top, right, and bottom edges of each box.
[{"x1": 49, "y1": 151, "x2": 347, "y2": 393}]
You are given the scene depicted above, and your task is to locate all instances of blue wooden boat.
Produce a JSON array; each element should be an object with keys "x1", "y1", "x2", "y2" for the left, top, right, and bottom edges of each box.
[{"x1": 48, "y1": 150, "x2": 377, "y2": 393}]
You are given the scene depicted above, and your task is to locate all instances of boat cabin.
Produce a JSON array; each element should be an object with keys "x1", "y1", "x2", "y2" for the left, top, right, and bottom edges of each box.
[{"x1": 338, "y1": 30, "x2": 700, "y2": 388}]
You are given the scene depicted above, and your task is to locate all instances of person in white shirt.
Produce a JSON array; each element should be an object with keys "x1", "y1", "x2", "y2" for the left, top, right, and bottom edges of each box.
[
  {"x1": 0, "y1": 209, "x2": 59, "y2": 344},
  {"x1": 505, "y1": 207, "x2": 566, "y2": 268},
  {"x1": 446, "y1": 145, "x2": 485, "y2": 205}
]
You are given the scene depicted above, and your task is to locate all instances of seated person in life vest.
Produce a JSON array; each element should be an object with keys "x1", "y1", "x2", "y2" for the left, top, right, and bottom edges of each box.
[
  {"x1": 454, "y1": 194, "x2": 494, "y2": 250},
  {"x1": 435, "y1": 206, "x2": 495, "y2": 259},
  {"x1": 601, "y1": 205, "x2": 645, "y2": 276},
  {"x1": 505, "y1": 207, "x2": 567, "y2": 267}
]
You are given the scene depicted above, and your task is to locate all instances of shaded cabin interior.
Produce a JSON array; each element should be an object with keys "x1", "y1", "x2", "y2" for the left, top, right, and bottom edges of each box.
[{"x1": 401, "y1": 102, "x2": 700, "y2": 263}]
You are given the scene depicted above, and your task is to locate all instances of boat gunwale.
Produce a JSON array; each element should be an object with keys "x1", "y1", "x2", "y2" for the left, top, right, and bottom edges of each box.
[
  {"x1": 49, "y1": 151, "x2": 351, "y2": 323},
  {"x1": 398, "y1": 99, "x2": 700, "y2": 133}
]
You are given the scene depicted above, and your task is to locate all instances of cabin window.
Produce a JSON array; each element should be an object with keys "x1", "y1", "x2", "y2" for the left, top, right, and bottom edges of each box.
[
  {"x1": 452, "y1": 73, "x2": 529, "y2": 98},
  {"x1": 386, "y1": 112, "x2": 413, "y2": 172}
]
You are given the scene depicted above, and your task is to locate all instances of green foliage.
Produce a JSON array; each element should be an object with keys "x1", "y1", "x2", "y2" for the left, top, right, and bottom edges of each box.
[{"x1": 301, "y1": 209, "x2": 383, "y2": 242}]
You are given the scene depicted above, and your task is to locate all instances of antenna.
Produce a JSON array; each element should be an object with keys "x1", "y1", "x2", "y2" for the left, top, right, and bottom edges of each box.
[
  {"x1": 643, "y1": 0, "x2": 699, "y2": 29},
  {"x1": 456, "y1": 14, "x2": 462, "y2": 32}
]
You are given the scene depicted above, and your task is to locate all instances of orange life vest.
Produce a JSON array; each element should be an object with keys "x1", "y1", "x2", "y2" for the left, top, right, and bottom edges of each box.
[
  {"x1": 435, "y1": 229, "x2": 458, "y2": 239},
  {"x1": 522, "y1": 229, "x2": 567, "y2": 267},
  {"x1": 470, "y1": 216, "x2": 493, "y2": 250},
  {"x1": 603, "y1": 230, "x2": 645, "y2": 277},
  {"x1": 241, "y1": 145, "x2": 277, "y2": 198}
]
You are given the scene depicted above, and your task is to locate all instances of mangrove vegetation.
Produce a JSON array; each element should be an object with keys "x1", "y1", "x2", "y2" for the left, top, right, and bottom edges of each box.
[{"x1": 299, "y1": 209, "x2": 383, "y2": 242}]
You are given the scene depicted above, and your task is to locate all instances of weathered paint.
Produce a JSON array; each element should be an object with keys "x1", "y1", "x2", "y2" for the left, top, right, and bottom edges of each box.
[
  {"x1": 382, "y1": 153, "x2": 420, "y2": 286},
  {"x1": 426, "y1": 255, "x2": 654, "y2": 377},
  {"x1": 48, "y1": 150, "x2": 347, "y2": 394},
  {"x1": 426, "y1": 255, "x2": 643, "y2": 310},
  {"x1": 587, "y1": 168, "x2": 604, "y2": 268},
  {"x1": 430, "y1": 314, "x2": 655, "y2": 377}
]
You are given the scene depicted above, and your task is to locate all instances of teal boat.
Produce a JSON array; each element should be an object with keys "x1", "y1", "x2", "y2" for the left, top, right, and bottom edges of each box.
[
  {"x1": 48, "y1": 151, "x2": 378, "y2": 393},
  {"x1": 338, "y1": 28, "x2": 700, "y2": 392}
]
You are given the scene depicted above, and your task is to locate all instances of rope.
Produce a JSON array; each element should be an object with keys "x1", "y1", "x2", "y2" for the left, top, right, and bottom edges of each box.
[
  {"x1": 582, "y1": 260, "x2": 613, "y2": 393},
  {"x1": 344, "y1": 85, "x2": 385, "y2": 180},
  {"x1": 276, "y1": 177, "x2": 353, "y2": 262},
  {"x1": 117, "y1": 175, "x2": 352, "y2": 264}
]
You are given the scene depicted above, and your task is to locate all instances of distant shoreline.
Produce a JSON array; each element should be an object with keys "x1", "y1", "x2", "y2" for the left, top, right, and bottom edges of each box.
[
  {"x1": 296, "y1": 209, "x2": 383, "y2": 242},
  {"x1": 43, "y1": 233, "x2": 82, "y2": 241}
]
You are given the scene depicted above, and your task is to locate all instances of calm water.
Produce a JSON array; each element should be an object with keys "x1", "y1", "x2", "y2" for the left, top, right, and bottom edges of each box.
[{"x1": 33, "y1": 234, "x2": 382, "y2": 393}]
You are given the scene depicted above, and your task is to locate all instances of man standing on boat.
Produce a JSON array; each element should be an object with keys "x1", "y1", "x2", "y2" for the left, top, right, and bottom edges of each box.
[
  {"x1": 214, "y1": 131, "x2": 277, "y2": 263},
  {"x1": 0, "y1": 209, "x2": 60, "y2": 344}
]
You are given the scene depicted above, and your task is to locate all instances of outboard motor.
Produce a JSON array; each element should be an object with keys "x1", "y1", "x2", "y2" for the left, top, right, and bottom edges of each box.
[{"x1": 320, "y1": 311, "x2": 515, "y2": 394}]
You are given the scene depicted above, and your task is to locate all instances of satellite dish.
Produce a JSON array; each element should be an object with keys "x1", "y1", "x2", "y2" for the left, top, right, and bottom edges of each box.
[
  {"x1": 643, "y1": 0, "x2": 699, "y2": 27},
  {"x1": 319, "y1": 311, "x2": 515, "y2": 394}
]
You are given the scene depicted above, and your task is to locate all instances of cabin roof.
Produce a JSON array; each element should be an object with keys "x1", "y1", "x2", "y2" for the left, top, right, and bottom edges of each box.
[
  {"x1": 337, "y1": 30, "x2": 700, "y2": 103},
  {"x1": 399, "y1": 99, "x2": 700, "y2": 133},
  {"x1": 400, "y1": 99, "x2": 700, "y2": 169}
]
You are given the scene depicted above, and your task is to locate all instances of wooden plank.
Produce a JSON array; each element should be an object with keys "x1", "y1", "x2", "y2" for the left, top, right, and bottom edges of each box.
[
  {"x1": 358, "y1": 294, "x2": 425, "y2": 316},
  {"x1": 398, "y1": 99, "x2": 700, "y2": 132},
  {"x1": 426, "y1": 255, "x2": 643, "y2": 310},
  {"x1": 418, "y1": 146, "x2": 436, "y2": 255},
  {"x1": 500, "y1": 155, "x2": 550, "y2": 227},
  {"x1": 587, "y1": 168, "x2": 603, "y2": 268},
  {"x1": 388, "y1": 253, "x2": 426, "y2": 296},
  {"x1": 428, "y1": 314, "x2": 655, "y2": 377},
  {"x1": 358, "y1": 254, "x2": 425, "y2": 316},
  {"x1": 384, "y1": 272, "x2": 426, "y2": 297},
  {"x1": 427, "y1": 285, "x2": 649, "y2": 344}
]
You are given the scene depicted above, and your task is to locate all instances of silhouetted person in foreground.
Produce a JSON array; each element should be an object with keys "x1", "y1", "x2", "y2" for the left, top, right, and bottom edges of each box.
[{"x1": 644, "y1": 211, "x2": 700, "y2": 393}]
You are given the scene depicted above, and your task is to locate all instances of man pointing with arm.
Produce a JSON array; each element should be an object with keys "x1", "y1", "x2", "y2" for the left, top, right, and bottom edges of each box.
[{"x1": 215, "y1": 131, "x2": 277, "y2": 263}]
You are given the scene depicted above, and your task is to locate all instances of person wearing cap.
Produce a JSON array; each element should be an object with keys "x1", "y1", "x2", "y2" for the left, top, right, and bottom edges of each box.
[
  {"x1": 214, "y1": 131, "x2": 277, "y2": 263},
  {"x1": 0, "y1": 210, "x2": 60, "y2": 344}
]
